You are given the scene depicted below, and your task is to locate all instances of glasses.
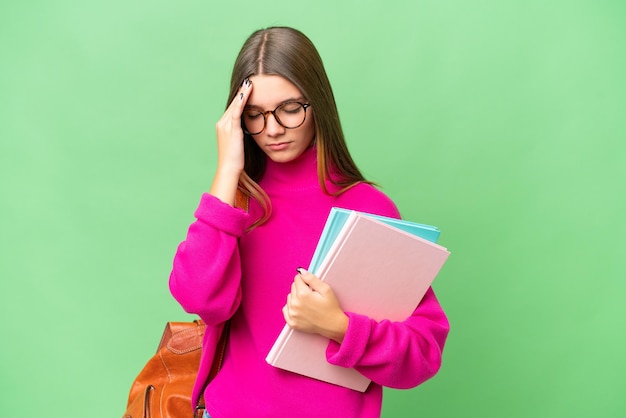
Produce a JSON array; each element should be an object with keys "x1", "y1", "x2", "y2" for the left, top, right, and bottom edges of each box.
[{"x1": 242, "y1": 101, "x2": 311, "y2": 135}]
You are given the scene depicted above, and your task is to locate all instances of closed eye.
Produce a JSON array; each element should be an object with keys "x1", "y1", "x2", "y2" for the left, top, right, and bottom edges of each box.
[{"x1": 243, "y1": 111, "x2": 263, "y2": 120}]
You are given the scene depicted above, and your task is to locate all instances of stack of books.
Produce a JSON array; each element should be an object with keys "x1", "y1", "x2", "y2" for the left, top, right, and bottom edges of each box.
[{"x1": 266, "y1": 208, "x2": 450, "y2": 391}]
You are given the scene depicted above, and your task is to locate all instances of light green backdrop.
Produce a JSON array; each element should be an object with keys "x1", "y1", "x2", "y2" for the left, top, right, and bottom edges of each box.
[{"x1": 1, "y1": 1, "x2": 624, "y2": 417}]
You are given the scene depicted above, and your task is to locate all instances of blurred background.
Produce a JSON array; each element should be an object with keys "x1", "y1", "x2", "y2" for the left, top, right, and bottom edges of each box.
[{"x1": 1, "y1": 0, "x2": 624, "y2": 417}]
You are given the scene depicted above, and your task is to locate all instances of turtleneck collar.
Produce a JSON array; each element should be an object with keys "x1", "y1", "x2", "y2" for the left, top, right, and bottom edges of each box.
[{"x1": 260, "y1": 145, "x2": 320, "y2": 192}]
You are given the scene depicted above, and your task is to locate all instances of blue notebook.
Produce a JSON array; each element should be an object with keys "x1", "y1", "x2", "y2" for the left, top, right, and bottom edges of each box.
[{"x1": 308, "y1": 208, "x2": 441, "y2": 273}]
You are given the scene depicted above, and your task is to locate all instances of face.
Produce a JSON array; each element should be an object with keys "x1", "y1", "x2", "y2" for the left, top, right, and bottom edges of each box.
[{"x1": 245, "y1": 74, "x2": 315, "y2": 163}]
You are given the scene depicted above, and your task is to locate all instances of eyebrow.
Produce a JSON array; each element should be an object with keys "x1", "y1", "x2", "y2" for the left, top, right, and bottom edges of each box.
[{"x1": 244, "y1": 96, "x2": 307, "y2": 110}]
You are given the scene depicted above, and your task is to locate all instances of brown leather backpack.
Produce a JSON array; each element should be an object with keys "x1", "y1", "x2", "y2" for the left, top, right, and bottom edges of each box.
[{"x1": 122, "y1": 320, "x2": 228, "y2": 418}]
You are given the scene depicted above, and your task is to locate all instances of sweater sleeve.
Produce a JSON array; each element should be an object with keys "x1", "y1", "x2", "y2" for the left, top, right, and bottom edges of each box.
[
  {"x1": 169, "y1": 193, "x2": 250, "y2": 325},
  {"x1": 325, "y1": 287, "x2": 449, "y2": 389}
]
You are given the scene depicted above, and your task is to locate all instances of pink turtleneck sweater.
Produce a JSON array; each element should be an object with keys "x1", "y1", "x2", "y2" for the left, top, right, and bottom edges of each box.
[{"x1": 169, "y1": 147, "x2": 449, "y2": 418}]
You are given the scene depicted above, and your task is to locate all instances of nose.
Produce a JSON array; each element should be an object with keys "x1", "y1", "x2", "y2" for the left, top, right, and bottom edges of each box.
[{"x1": 264, "y1": 112, "x2": 285, "y2": 137}]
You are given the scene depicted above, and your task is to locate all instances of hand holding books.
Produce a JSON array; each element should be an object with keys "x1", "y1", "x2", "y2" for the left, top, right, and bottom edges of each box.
[{"x1": 282, "y1": 268, "x2": 349, "y2": 344}]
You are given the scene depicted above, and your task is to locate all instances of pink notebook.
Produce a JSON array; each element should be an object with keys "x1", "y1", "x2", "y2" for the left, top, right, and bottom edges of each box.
[{"x1": 265, "y1": 211, "x2": 450, "y2": 391}]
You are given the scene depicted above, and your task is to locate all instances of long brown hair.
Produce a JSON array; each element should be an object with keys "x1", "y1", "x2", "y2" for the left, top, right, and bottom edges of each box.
[{"x1": 227, "y1": 27, "x2": 370, "y2": 227}]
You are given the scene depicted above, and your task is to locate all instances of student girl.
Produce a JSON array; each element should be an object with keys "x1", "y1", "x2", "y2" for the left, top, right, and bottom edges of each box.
[{"x1": 169, "y1": 26, "x2": 449, "y2": 418}]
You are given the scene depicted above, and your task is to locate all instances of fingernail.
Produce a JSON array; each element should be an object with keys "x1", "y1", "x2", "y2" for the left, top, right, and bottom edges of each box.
[{"x1": 296, "y1": 267, "x2": 307, "y2": 275}]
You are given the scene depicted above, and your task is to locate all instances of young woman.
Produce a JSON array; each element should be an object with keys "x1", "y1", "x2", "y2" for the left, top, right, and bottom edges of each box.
[{"x1": 169, "y1": 26, "x2": 449, "y2": 418}]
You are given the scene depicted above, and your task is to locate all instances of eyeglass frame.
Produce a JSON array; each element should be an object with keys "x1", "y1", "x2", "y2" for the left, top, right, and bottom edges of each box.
[{"x1": 242, "y1": 101, "x2": 311, "y2": 135}]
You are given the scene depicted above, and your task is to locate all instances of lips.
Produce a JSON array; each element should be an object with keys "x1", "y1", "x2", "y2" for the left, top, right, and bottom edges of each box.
[{"x1": 267, "y1": 142, "x2": 292, "y2": 151}]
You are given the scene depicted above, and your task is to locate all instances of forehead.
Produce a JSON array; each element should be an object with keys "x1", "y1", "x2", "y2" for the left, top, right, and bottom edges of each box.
[{"x1": 247, "y1": 74, "x2": 303, "y2": 108}]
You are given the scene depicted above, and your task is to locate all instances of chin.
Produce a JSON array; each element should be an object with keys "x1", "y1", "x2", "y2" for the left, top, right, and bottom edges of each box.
[
  {"x1": 267, "y1": 153, "x2": 299, "y2": 163},
  {"x1": 265, "y1": 149, "x2": 308, "y2": 163}
]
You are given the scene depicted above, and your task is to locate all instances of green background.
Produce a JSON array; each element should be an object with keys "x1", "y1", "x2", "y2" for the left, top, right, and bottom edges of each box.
[{"x1": 1, "y1": 0, "x2": 624, "y2": 417}]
